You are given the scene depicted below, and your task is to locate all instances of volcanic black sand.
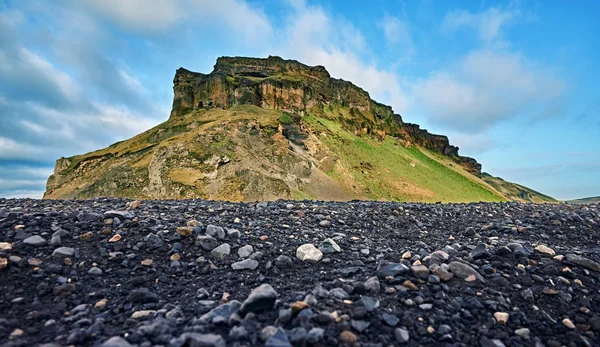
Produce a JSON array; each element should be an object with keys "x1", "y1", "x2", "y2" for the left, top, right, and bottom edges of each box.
[{"x1": 1, "y1": 198, "x2": 599, "y2": 346}]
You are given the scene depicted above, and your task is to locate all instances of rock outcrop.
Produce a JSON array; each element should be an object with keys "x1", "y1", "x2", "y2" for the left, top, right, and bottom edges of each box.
[
  {"x1": 44, "y1": 56, "x2": 553, "y2": 202},
  {"x1": 170, "y1": 56, "x2": 479, "y2": 173}
]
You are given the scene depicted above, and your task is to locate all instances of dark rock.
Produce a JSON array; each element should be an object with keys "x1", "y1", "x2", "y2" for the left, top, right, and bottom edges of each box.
[{"x1": 240, "y1": 284, "x2": 278, "y2": 315}]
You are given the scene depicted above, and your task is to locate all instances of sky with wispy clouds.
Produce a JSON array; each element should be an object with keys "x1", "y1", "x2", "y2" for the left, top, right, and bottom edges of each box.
[{"x1": 0, "y1": 0, "x2": 599, "y2": 200}]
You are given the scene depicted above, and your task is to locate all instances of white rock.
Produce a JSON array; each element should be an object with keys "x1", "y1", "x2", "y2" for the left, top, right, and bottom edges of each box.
[{"x1": 296, "y1": 244, "x2": 323, "y2": 262}]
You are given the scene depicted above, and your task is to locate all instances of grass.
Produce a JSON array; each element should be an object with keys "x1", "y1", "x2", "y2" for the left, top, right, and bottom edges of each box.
[
  {"x1": 305, "y1": 113, "x2": 504, "y2": 203},
  {"x1": 279, "y1": 113, "x2": 294, "y2": 125}
]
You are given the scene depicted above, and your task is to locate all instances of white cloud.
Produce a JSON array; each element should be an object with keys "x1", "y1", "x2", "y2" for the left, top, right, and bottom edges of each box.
[
  {"x1": 79, "y1": 0, "x2": 183, "y2": 32},
  {"x1": 412, "y1": 49, "x2": 565, "y2": 131},
  {"x1": 270, "y1": 3, "x2": 409, "y2": 113},
  {"x1": 0, "y1": 137, "x2": 41, "y2": 160},
  {"x1": 442, "y1": 7, "x2": 518, "y2": 45},
  {"x1": 379, "y1": 16, "x2": 415, "y2": 62},
  {"x1": 79, "y1": 0, "x2": 272, "y2": 43}
]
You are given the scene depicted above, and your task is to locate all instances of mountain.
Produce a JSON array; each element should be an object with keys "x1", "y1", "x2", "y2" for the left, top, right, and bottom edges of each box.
[
  {"x1": 480, "y1": 173, "x2": 557, "y2": 203},
  {"x1": 44, "y1": 56, "x2": 552, "y2": 203},
  {"x1": 567, "y1": 196, "x2": 600, "y2": 204}
]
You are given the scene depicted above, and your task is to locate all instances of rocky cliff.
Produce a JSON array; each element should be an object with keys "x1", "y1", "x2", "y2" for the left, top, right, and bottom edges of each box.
[
  {"x1": 169, "y1": 56, "x2": 480, "y2": 174},
  {"x1": 44, "y1": 56, "x2": 551, "y2": 202}
]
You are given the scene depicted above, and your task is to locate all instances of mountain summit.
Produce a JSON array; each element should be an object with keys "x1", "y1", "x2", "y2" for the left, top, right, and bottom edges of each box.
[{"x1": 44, "y1": 56, "x2": 554, "y2": 202}]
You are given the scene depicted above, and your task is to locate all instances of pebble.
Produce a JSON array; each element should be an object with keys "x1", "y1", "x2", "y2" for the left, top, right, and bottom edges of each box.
[
  {"x1": 131, "y1": 310, "x2": 155, "y2": 319},
  {"x1": 339, "y1": 330, "x2": 357, "y2": 344},
  {"x1": 206, "y1": 225, "x2": 226, "y2": 239},
  {"x1": 88, "y1": 267, "x2": 103, "y2": 275},
  {"x1": 562, "y1": 318, "x2": 575, "y2": 329},
  {"x1": 108, "y1": 234, "x2": 121, "y2": 242},
  {"x1": 52, "y1": 247, "x2": 75, "y2": 259},
  {"x1": 231, "y1": 258, "x2": 259, "y2": 270},
  {"x1": 535, "y1": 245, "x2": 555, "y2": 256},
  {"x1": 176, "y1": 226, "x2": 193, "y2": 237},
  {"x1": 319, "y1": 238, "x2": 341, "y2": 253},
  {"x1": 240, "y1": 284, "x2": 278, "y2": 314},
  {"x1": 211, "y1": 243, "x2": 231, "y2": 259},
  {"x1": 296, "y1": 244, "x2": 323, "y2": 262},
  {"x1": 23, "y1": 235, "x2": 47, "y2": 247},
  {"x1": 0, "y1": 242, "x2": 13, "y2": 251},
  {"x1": 394, "y1": 327, "x2": 410, "y2": 343},
  {"x1": 100, "y1": 336, "x2": 133, "y2": 347},
  {"x1": 565, "y1": 253, "x2": 600, "y2": 271},
  {"x1": 494, "y1": 312, "x2": 509, "y2": 324},
  {"x1": 449, "y1": 261, "x2": 485, "y2": 282},
  {"x1": 237, "y1": 245, "x2": 253, "y2": 258},
  {"x1": 514, "y1": 328, "x2": 530, "y2": 339}
]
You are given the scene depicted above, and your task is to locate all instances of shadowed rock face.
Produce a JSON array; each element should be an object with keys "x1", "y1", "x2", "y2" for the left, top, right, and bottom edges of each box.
[{"x1": 169, "y1": 56, "x2": 479, "y2": 173}]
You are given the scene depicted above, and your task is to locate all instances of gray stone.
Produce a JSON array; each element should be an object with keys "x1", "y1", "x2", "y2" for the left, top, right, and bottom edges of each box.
[
  {"x1": 410, "y1": 264, "x2": 430, "y2": 280},
  {"x1": 88, "y1": 267, "x2": 103, "y2": 276},
  {"x1": 360, "y1": 296, "x2": 379, "y2": 312},
  {"x1": 170, "y1": 333, "x2": 225, "y2": 347},
  {"x1": 197, "y1": 235, "x2": 219, "y2": 251},
  {"x1": 565, "y1": 253, "x2": 600, "y2": 272},
  {"x1": 470, "y1": 243, "x2": 489, "y2": 259},
  {"x1": 104, "y1": 210, "x2": 134, "y2": 220},
  {"x1": 329, "y1": 288, "x2": 349, "y2": 300},
  {"x1": 23, "y1": 235, "x2": 47, "y2": 247},
  {"x1": 394, "y1": 328, "x2": 410, "y2": 343},
  {"x1": 296, "y1": 244, "x2": 323, "y2": 262},
  {"x1": 206, "y1": 225, "x2": 225, "y2": 239},
  {"x1": 50, "y1": 235, "x2": 61, "y2": 247},
  {"x1": 199, "y1": 301, "x2": 241, "y2": 324},
  {"x1": 265, "y1": 327, "x2": 291, "y2": 347},
  {"x1": 377, "y1": 261, "x2": 408, "y2": 278},
  {"x1": 146, "y1": 233, "x2": 165, "y2": 249},
  {"x1": 211, "y1": 244, "x2": 231, "y2": 259},
  {"x1": 100, "y1": 336, "x2": 133, "y2": 347},
  {"x1": 53, "y1": 247, "x2": 75, "y2": 259},
  {"x1": 318, "y1": 238, "x2": 341, "y2": 254},
  {"x1": 449, "y1": 261, "x2": 485, "y2": 282},
  {"x1": 240, "y1": 284, "x2": 278, "y2": 315},
  {"x1": 275, "y1": 255, "x2": 293, "y2": 268},
  {"x1": 238, "y1": 245, "x2": 253, "y2": 258},
  {"x1": 363, "y1": 276, "x2": 380, "y2": 294},
  {"x1": 231, "y1": 259, "x2": 259, "y2": 270}
]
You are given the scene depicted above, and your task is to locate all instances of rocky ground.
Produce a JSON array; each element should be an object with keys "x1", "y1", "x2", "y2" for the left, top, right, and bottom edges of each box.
[{"x1": 1, "y1": 198, "x2": 599, "y2": 347}]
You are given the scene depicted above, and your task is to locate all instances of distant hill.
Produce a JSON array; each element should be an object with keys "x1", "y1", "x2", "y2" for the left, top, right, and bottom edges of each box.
[
  {"x1": 481, "y1": 173, "x2": 557, "y2": 203},
  {"x1": 567, "y1": 196, "x2": 600, "y2": 204},
  {"x1": 44, "y1": 56, "x2": 554, "y2": 203}
]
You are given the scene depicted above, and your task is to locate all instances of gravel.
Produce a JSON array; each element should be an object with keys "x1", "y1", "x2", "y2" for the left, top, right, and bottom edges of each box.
[{"x1": 0, "y1": 197, "x2": 599, "y2": 346}]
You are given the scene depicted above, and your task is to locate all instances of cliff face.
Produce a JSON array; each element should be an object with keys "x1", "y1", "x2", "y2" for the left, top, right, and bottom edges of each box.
[
  {"x1": 169, "y1": 56, "x2": 479, "y2": 174},
  {"x1": 45, "y1": 56, "x2": 516, "y2": 202}
]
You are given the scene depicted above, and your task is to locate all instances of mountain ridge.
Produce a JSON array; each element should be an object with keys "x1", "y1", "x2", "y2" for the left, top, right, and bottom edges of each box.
[{"x1": 43, "y1": 56, "x2": 553, "y2": 203}]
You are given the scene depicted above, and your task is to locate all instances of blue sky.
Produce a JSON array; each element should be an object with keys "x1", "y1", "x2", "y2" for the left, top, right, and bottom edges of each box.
[{"x1": 0, "y1": 0, "x2": 598, "y2": 200}]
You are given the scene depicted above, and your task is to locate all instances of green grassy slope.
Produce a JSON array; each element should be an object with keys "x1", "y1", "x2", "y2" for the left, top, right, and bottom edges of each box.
[
  {"x1": 304, "y1": 114, "x2": 505, "y2": 203},
  {"x1": 481, "y1": 173, "x2": 556, "y2": 203}
]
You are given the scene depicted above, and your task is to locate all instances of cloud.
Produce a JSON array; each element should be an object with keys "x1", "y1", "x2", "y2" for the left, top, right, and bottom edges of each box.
[
  {"x1": 412, "y1": 49, "x2": 565, "y2": 132},
  {"x1": 79, "y1": 0, "x2": 183, "y2": 32},
  {"x1": 378, "y1": 15, "x2": 416, "y2": 63},
  {"x1": 271, "y1": 2, "x2": 409, "y2": 113},
  {"x1": 442, "y1": 7, "x2": 518, "y2": 45},
  {"x1": 0, "y1": 15, "x2": 80, "y2": 109},
  {"x1": 79, "y1": 0, "x2": 272, "y2": 43}
]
